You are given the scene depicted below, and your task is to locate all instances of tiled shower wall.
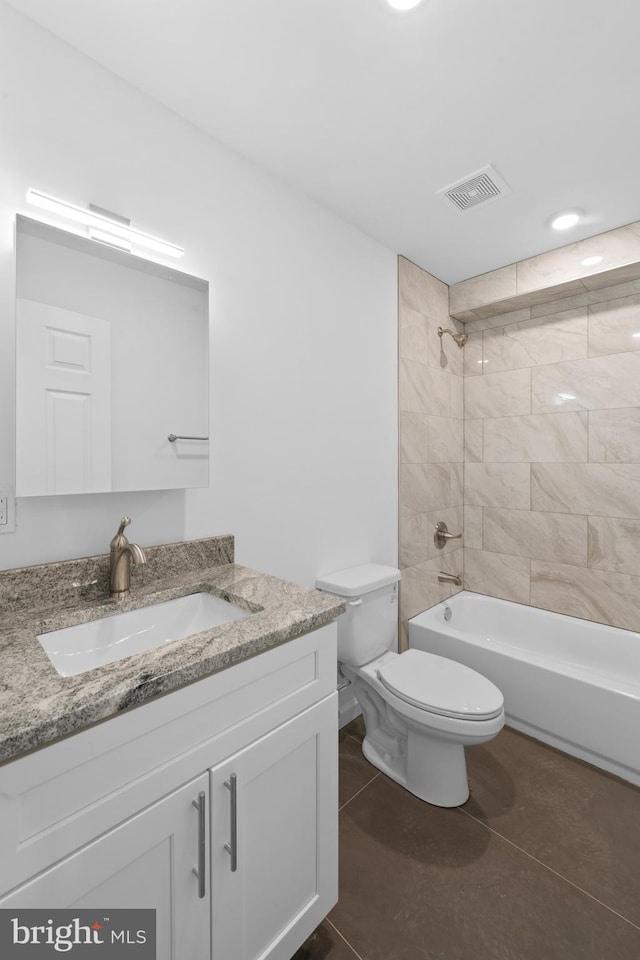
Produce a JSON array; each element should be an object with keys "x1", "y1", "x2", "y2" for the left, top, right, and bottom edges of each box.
[
  {"x1": 462, "y1": 277, "x2": 640, "y2": 632},
  {"x1": 398, "y1": 257, "x2": 463, "y2": 649}
]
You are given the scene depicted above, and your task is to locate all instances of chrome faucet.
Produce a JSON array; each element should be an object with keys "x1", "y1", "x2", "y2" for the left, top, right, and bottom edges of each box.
[{"x1": 110, "y1": 516, "x2": 147, "y2": 599}]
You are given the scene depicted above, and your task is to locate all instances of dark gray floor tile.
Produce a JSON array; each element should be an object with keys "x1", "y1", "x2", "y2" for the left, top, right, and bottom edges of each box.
[
  {"x1": 290, "y1": 920, "x2": 360, "y2": 960},
  {"x1": 342, "y1": 715, "x2": 365, "y2": 743},
  {"x1": 339, "y1": 729, "x2": 378, "y2": 808},
  {"x1": 464, "y1": 726, "x2": 640, "y2": 925},
  {"x1": 330, "y1": 772, "x2": 640, "y2": 960}
]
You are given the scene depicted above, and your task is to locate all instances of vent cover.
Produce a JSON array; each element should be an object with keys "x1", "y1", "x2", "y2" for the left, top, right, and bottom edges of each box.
[{"x1": 436, "y1": 165, "x2": 510, "y2": 213}]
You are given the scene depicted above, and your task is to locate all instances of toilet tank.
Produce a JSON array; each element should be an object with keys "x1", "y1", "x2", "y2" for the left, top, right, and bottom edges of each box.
[{"x1": 316, "y1": 563, "x2": 400, "y2": 667}]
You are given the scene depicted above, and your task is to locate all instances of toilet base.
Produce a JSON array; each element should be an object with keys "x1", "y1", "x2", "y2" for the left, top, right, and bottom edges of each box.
[{"x1": 362, "y1": 729, "x2": 470, "y2": 807}]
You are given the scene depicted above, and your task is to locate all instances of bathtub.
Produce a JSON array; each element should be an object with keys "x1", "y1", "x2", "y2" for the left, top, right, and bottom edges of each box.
[{"x1": 408, "y1": 592, "x2": 640, "y2": 786}]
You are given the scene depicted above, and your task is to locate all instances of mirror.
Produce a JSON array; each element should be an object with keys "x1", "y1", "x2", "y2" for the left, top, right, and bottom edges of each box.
[{"x1": 15, "y1": 215, "x2": 209, "y2": 496}]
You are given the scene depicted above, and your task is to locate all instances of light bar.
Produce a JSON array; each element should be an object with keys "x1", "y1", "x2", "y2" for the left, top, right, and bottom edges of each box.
[{"x1": 26, "y1": 189, "x2": 184, "y2": 259}]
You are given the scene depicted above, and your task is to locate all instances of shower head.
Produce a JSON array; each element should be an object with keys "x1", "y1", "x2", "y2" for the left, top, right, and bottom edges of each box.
[{"x1": 437, "y1": 326, "x2": 468, "y2": 349}]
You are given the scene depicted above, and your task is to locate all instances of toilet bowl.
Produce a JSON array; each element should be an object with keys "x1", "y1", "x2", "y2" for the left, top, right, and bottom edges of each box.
[{"x1": 316, "y1": 563, "x2": 505, "y2": 807}]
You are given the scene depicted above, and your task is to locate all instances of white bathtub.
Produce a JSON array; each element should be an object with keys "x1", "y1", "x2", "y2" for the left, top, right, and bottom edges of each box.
[{"x1": 408, "y1": 592, "x2": 640, "y2": 786}]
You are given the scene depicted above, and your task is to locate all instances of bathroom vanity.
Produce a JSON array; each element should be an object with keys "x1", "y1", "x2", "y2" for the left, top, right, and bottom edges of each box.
[{"x1": 0, "y1": 537, "x2": 343, "y2": 960}]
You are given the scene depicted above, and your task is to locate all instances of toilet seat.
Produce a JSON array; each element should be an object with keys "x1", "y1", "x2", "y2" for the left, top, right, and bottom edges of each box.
[{"x1": 377, "y1": 649, "x2": 503, "y2": 721}]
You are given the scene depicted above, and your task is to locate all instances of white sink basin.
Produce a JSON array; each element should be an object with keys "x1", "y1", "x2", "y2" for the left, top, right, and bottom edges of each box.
[{"x1": 38, "y1": 592, "x2": 251, "y2": 677}]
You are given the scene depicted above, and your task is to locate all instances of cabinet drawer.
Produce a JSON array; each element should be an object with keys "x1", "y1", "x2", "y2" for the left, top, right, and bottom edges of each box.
[{"x1": 0, "y1": 623, "x2": 336, "y2": 894}]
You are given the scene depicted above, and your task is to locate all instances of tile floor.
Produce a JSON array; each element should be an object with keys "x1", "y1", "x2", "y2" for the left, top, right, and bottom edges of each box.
[{"x1": 293, "y1": 718, "x2": 640, "y2": 960}]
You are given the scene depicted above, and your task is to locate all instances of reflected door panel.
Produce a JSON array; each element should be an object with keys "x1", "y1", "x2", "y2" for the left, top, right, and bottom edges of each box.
[{"x1": 16, "y1": 299, "x2": 111, "y2": 495}]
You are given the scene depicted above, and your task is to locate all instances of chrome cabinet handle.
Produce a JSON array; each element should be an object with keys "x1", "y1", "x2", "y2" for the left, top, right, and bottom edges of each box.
[
  {"x1": 192, "y1": 791, "x2": 206, "y2": 898},
  {"x1": 224, "y1": 774, "x2": 238, "y2": 872}
]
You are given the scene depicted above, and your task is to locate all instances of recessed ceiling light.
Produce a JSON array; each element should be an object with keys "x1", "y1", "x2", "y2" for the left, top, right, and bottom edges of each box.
[
  {"x1": 387, "y1": 0, "x2": 424, "y2": 9},
  {"x1": 581, "y1": 256, "x2": 603, "y2": 267},
  {"x1": 551, "y1": 212, "x2": 580, "y2": 231}
]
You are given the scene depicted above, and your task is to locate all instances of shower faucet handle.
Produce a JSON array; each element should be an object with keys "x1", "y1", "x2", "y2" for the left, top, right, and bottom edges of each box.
[{"x1": 434, "y1": 521, "x2": 462, "y2": 550}]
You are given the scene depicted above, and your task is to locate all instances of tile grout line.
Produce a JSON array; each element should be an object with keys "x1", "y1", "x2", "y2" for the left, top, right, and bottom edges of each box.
[
  {"x1": 343, "y1": 730, "x2": 364, "y2": 746},
  {"x1": 325, "y1": 917, "x2": 367, "y2": 960},
  {"x1": 457, "y1": 805, "x2": 640, "y2": 932},
  {"x1": 338, "y1": 771, "x2": 381, "y2": 812}
]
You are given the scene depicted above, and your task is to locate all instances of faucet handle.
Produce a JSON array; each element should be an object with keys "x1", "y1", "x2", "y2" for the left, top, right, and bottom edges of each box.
[
  {"x1": 111, "y1": 516, "x2": 132, "y2": 550},
  {"x1": 434, "y1": 521, "x2": 462, "y2": 549},
  {"x1": 116, "y1": 516, "x2": 132, "y2": 536}
]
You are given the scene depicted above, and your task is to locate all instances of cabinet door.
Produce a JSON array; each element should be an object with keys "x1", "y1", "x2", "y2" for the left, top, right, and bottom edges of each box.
[
  {"x1": 210, "y1": 694, "x2": 338, "y2": 960},
  {"x1": 0, "y1": 773, "x2": 210, "y2": 960}
]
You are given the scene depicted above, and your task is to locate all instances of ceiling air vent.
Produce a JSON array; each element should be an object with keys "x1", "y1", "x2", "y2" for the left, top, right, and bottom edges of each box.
[{"x1": 436, "y1": 165, "x2": 510, "y2": 213}]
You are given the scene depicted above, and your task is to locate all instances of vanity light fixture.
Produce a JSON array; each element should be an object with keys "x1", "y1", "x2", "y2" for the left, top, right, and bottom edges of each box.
[
  {"x1": 551, "y1": 212, "x2": 580, "y2": 231},
  {"x1": 25, "y1": 189, "x2": 184, "y2": 259},
  {"x1": 386, "y1": 0, "x2": 424, "y2": 9}
]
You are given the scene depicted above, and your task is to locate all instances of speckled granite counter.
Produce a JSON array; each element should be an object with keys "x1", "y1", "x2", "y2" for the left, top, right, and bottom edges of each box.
[{"x1": 0, "y1": 536, "x2": 344, "y2": 764}]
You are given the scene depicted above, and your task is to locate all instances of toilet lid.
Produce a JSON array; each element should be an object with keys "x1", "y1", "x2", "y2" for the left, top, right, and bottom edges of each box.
[{"x1": 377, "y1": 649, "x2": 503, "y2": 720}]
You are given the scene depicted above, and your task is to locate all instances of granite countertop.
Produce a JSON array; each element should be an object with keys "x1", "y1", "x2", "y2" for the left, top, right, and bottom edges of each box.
[{"x1": 0, "y1": 537, "x2": 344, "y2": 765}]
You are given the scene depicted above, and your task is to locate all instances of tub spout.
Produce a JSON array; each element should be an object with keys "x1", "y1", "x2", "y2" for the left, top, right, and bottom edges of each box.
[{"x1": 438, "y1": 571, "x2": 462, "y2": 587}]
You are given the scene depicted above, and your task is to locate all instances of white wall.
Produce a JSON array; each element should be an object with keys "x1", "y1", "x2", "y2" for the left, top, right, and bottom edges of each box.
[{"x1": 0, "y1": 3, "x2": 398, "y2": 586}]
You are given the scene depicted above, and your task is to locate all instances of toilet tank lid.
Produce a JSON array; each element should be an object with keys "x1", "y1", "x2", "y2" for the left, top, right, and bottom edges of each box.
[{"x1": 316, "y1": 563, "x2": 400, "y2": 597}]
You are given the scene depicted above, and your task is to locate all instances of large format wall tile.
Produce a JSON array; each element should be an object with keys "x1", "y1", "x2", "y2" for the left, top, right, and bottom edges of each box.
[
  {"x1": 464, "y1": 548, "x2": 530, "y2": 603},
  {"x1": 483, "y1": 508, "x2": 588, "y2": 565},
  {"x1": 399, "y1": 256, "x2": 449, "y2": 320},
  {"x1": 463, "y1": 307, "x2": 531, "y2": 335},
  {"x1": 429, "y1": 416, "x2": 463, "y2": 463},
  {"x1": 483, "y1": 309, "x2": 588, "y2": 372},
  {"x1": 587, "y1": 516, "x2": 640, "y2": 576},
  {"x1": 400, "y1": 554, "x2": 462, "y2": 622},
  {"x1": 516, "y1": 223, "x2": 640, "y2": 295},
  {"x1": 400, "y1": 463, "x2": 452, "y2": 516},
  {"x1": 589, "y1": 408, "x2": 640, "y2": 462},
  {"x1": 464, "y1": 331, "x2": 484, "y2": 377},
  {"x1": 465, "y1": 462, "x2": 530, "y2": 509},
  {"x1": 586, "y1": 276, "x2": 640, "y2": 304},
  {"x1": 399, "y1": 302, "x2": 428, "y2": 362},
  {"x1": 464, "y1": 506, "x2": 483, "y2": 549},
  {"x1": 449, "y1": 264, "x2": 517, "y2": 316},
  {"x1": 450, "y1": 374, "x2": 464, "y2": 419},
  {"x1": 399, "y1": 358, "x2": 451, "y2": 417},
  {"x1": 464, "y1": 368, "x2": 531, "y2": 418},
  {"x1": 588, "y1": 293, "x2": 640, "y2": 357},
  {"x1": 530, "y1": 291, "x2": 589, "y2": 318},
  {"x1": 531, "y1": 463, "x2": 640, "y2": 518},
  {"x1": 531, "y1": 561, "x2": 640, "y2": 632},
  {"x1": 531, "y1": 352, "x2": 640, "y2": 413},
  {"x1": 400, "y1": 411, "x2": 429, "y2": 463},
  {"x1": 399, "y1": 258, "x2": 463, "y2": 634},
  {"x1": 400, "y1": 505, "x2": 463, "y2": 568},
  {"x1": 451, "y1": 462, "x2": 464, "y2": 506},
  {"x1": 462, "y1": 249, "x2": 640, "y2": 635},
  {"x1": 483, "y1": 412, "x2": 587, "y2": 462},
  {"x1": 464, "y1": 419, "x2": 483, "y2": 462}
]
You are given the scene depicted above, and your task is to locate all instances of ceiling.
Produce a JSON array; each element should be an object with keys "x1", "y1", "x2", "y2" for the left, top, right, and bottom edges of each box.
[{"x1": 7, "y1": 0, "x2": 640, "y2": 284}]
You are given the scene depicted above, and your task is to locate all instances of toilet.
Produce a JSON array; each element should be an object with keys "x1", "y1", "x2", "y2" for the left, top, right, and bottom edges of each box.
[{"x1": 316, "y1": 563, "x2": 505, "y2": 807}]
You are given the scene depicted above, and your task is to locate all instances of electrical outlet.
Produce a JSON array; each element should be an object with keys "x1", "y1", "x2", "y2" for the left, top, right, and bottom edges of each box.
[{"x1": 0, "y1": 491, "x2": 15, "y2": 532}]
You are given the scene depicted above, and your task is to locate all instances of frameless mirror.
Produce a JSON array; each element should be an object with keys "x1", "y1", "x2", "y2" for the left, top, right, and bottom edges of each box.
[{"x1": 15, "y1": 215, "x2": 209, "y2": 496}]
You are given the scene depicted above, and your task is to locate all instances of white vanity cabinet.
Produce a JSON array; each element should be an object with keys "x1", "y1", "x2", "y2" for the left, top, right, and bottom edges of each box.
[
  {"x1": 210, "y1": 696, "x2": 337, "y2": 960},
  {"x1": 0, "y1": 773, "x2": 212, "y2": 959},
  {"x1": 0, "y1": 623, "x2": 338, "y2": 960}
]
